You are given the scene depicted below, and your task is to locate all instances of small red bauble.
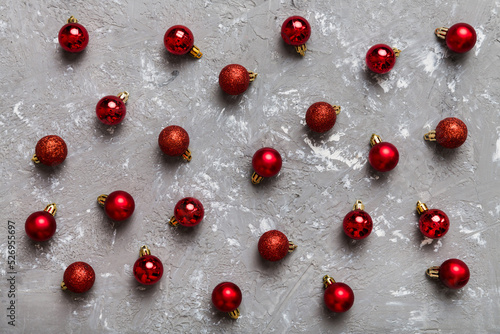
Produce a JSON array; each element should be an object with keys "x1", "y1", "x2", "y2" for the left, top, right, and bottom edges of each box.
[
  {"x1": 61, "y1": 262, "x2": 95, "y2": 293},
  {"x1": 416, "y1": 201, "x2": 449, "y2": 239},
  {"x1": 305, "y1": 102, "x2": 341, "y2": 133},
  {"x1": 169, "y1": 197, "x2": 205, "y2": 227},
  {"x1": 281, "y1": 16, "x2": 311, "y2": 56},
  {"x1": 158, "y1": 125, "x2": 192, "y2": 161},
  {"x1": 435, "y1": 23, "x2": 476, "y2": 53},
  {"x1": 96, "y1": 92, "x2": 129, "y2": 125},
  {"x1": 164, "y1": 25, "x2": 202, "y2": 58},
  {"x1": 323, "y1": 275, "x2": 354, "y2": 313},
  {"x1": 32, "y1": 135, "x2": 68, "y2": 166},
  {"x1": 219, "y1": 64, "x2": 257, "y2": 95},
  {"x1": 365, "y1": 44, "x2": 400, "y2": 74},
  {"x1": 426, "y1": 258, "x2": 470, "y2": 289},
  {"x1": 25, "y1": 203, "x2": 57, "y2": 242},
  {"x1": 58, "y1": 16, "x2": 89, "y2": 53},
  {"x1": 212, "y1": 282, "x2": 242, "y2": 319},
  {"x1": 368, "y1": 134, "x2": 399, "y2": 172},
  {"x1": 343, "y1": 200, "x2": 373, "y2": 240},
  {"x1": 251, "y1": 147, "x2": 283, "y2": 184},
  {"x1": 133, "y1": 246, "x2": 164, "y2": 285},
  {"x1": 258, "y1": 230, "x2": 297, "y2": 261},
  {"x1": 98, "y1": 190, "x2": 135, "y2": 221},
  {"x1": 424, "y1": 117, "x2": 468, "y2": 149}
]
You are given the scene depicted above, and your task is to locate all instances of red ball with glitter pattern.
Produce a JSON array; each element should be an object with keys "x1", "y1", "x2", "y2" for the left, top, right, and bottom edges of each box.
[
  {"x1": 35, "y1": 135, "x2": 68, "y2": 166},
  {"x1": 306, "y1": 102, "x2": 338, "y2": 133},
  {"x1": 435, "y1": 117, "x2": 468, "y2": 149},
  {"x1": 219, "y1": 64, "x2": 251, "y2": 95},
  {"x1": 62, "y1": 262, "x2": 95, "y2": 293},
  {"x1": 258, "y1": 230, "x2": 289, "y2": 261},
  {"x1": 158, "y1": 125, "x2": 190, "y2": 156}
]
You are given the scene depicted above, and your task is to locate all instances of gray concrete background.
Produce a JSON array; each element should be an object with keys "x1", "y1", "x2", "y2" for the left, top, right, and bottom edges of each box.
[{"x1": 1, "y1": 0, "x2": 499, "y2": 333}]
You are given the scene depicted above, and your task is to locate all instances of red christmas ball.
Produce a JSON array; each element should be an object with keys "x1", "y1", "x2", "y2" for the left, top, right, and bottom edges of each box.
[
  {"x1": 252, "y1": 147, "x2": 282, "y2": 178},
  {"x1": 258, "y1": 230, "x2": 290, "y2": 261},
  {"x1": 369, "y1": 142, "x2": 399, "y2": 172},
  {"x1": 343, "y1": 209, "x2": 373, "y2": 240},
  {"x1": 281, "y1": 16, "x2": 311, "y2": 46},
  {"x1": 158, "y1": 125, "x2": 190, "y2": 157},
  {"x1": 439, "y1": 259, "x2": 470, "y2": 289},
  {"x1": 324, "y1": 282, "x2": 355, "y2": 313},
  {"x1": 419, "y1": 209, "x2": 450, "y2": 239},
  {"x1": 212, "y1": 282, "x2": 242, "y2": 313},
  {"x1": 174, "y1": 197, "x2": 205, "y2": 227},
  {"x1": 34, "y1": 135, "x2": 68, "y2": 166},
  {"x1": 445, "y1": 23, "x2": 476, "y2": 53},
  {"x1": 164, "y1": 25, "x2": 194, "y2": 55},
  {"x1": 25, "y1": 211, "x2": 56, "y2": 242},
  {"x1": 305, "y1": 102, "x2": 338, "y2": 133},
  {"x1": 62, "y1": 262, "x2": 95, "y2": 293},
  {"x1": 219, "y1": 64, "x2": 251, "y2": 95},
  {"x1": 366, "y1": 44, "x2": 397, "y2": 74},
  {"x1": 435, "y1": 117, "x2": 468, "y2": 149},
  {"x1": 96, "y1": 95, "x2": 127, "y2": 125},
  {"x1": 104, "y1": 190, "x2": 135, "y2": 221},
  {"x1": 133, "y1": 255, "x2": 164, "y2": 285},
  {"x1": 58, "y1": 20, "x2": 89, "y2": 53}
]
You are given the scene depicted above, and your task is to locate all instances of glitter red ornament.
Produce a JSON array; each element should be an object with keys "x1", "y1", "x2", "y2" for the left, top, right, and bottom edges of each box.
[
  {"x1": 212, "y1": 282, "x2": 242, "y2": 319},
  {"x1": 97, "y1": 190, "x2": 135, "y2": 221},
  {"x1": 58, "y1": 16, "x2": 89, "y2": 53},
  {"x1": 416, "y1": 201, "x2": 450, "y2": 239},
  {"x1": 25, "y1": 203, "x2": 57, "y2": 242},
  {"x1": 164, "y1": 25, "x2": 202, "y2": 58},
  {"x1": 219, "y1": 64, "x2": 257, "y2": 95},
  {"x1": 32, "y1": 135, "x2": 68, "y2": 166},
  {"x1": 435, "y1": 23, "x2": 476, "y2": 53},
  {"x1": 323, "y1": 275, "x2": 355, "y2": 313},
  {"x1": 61, "y1": 262, "x2": 95, "y2": 293},
  {"x1": 426, "y1": 258, "x2": 470, "y2": 289},
  {"x1": 158, "y1": 125, "x2": 192, "y2": 161},
  {"x1": 169, "y1": 197, "x2": 205, "y2": 227},
  {"x1": 424, "y1": 117, "x2": 468, "y2": 149},
  {"x1": 365, "y1": 44, "x2": 401, "y2": 74},
  {"x1": 251, "y1": 147, "x2": 283, "y2": 184},
  {"x1": 96, "y1": 92, "x2": 129, "y2": 125},
  {"x1": 281, "y1": 16, "x2": 311, "y2": 56},
  {"x1": 368, "y1": 134, "x2": 399, "y2": 172},
  {"x1": 305, "y1": 102, "x2": 341, "y2": 133},
  {"x1": 133, "y1": 246, "x2": 164, "y2": 285},
  {"x1": 258, "y1": 230, "x2": 297, "y2": 262},
  {"x1": 343, "y1": 200, "x2": 373, "y2": 240}
]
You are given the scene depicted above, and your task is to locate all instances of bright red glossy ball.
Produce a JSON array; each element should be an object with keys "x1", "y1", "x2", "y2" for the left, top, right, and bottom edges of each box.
[
  {"x1": 63, "y1": 262, "x2": 95, "y2": 293},
  {"x1": 439, "y1": 259, "x2": 470, "y2": 289},
  {"x1": 258, "y1": 230, "x2": 289, "y2": 261},
  {"x1": 133, "y1": 255, "x2": 164, "y2": 285},
  {"x1": 445, "y1": 23, "x2": 476, "y2": 53},
  {"x1": 25, "y1": 211, "x2": 56, "y2": 242},
  {"x1": 35, "y1": 135, "x2": 68, "y2": 166},
  {"x1": 164, "y1": 25, "x2": 194, "y2": 55},
  {"x1": 104, "y1": 190, "x2": 135, "y2": 221},
  {"x1": 174, "y1": 197, "x2": 204, "y2": 227},
  {"x1": 419, "y1": 209, "x2": 450, "y2": 239},
  {"x1": 324, "y1": 282, "x2": 355, "y2": 313},
  {"x1": 58, "y1": 23, "x2": 89, "y2": 53},
  {"x1": 158, "y1": 125, "x2": 190, "y2": 157},
  {"x1": 281, "y1": 16, "x2": 311, "y2": 46},
  {"x1": 96, "y1": 96, "x2": 126, "y2": 125},
  {"x1": 366, "y1": 44, "x2": 397, "y2": 74},
  {"x1": 219, "y1": 64, "x2": 250, "y2": 95},
  {"x1": 305, "y1": 102, "x2": 337, "y2": 133},
  {"x1": 343, "y1": 209, "x2": 373, "y2": 240},
  {"x1": 435, "y1": 117, "x2": 468, "y2": 149},
  {"x1": 212, "y1": 282, "x2": 242, "y2": 313},
  {"x1": 369, "y1": 142, "x2": 399, "y2": 172},
  {"x1": 252, "y1": 147, "x2": 282, "y2": 178}
]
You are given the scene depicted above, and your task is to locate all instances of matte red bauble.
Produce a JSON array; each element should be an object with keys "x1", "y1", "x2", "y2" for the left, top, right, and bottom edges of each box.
[
  {"x1": 212, "y1": 282, "x2": 242, "y2": 319},
  {"x1": 323, "y1": 275, "x2": 354, "y2": 313},
  {"x1": 32, "y1": 135, "x2": 68, "y2": 166},
  {"x1": 133, "y1": 246, "x2": 164, "y2": 285},
  {"x1": 343, "y1": 200, "x2": 373, "y2": 240},
  {"x1": 96, "y1": 92, "x2": 129, "y2": 125},
  {"x1": 426, "y1": 258, "x2": 470, "y2": 289},
  {"x1": 305, "y1": 102, "x2": 341, "y2": 133},
  {"x1": 98, "y1": 190, "x2": 135, "y2": 221},
  {"x1": 258, "y1": 230, "x2": 297, "y2": 261},
  {"x1": 58, "y1": 16, "x2": 89, "y2": 53},
  {"x1": 158, "y1": 125, "x2": 192, "y2": 161},
  {"x1": 25, "y1": 204, "x2": 57, "y2": 242},
  {"x1": 365, "y1": 44, "x2": 400, "y2": 74},
  {"x1": 368, "y1": 134, "x2": 399, "y2": 172},
  {"x1": 424, "y1": 117, "x2": 468, "y2": 149},
  {"x1": 219, "y1": 64, "x2": 257, "y2": 95},
  {"x1": 281, "y1": 16, "x2": 311, "y2": 56},
  {"x1": 164, "y1": 25, "x2": 202, "y2": 58},
  {"x1": 435, "y1": 23, "x2": 476, "y2": 53},
  {"x1": 251, "y1": 147, "x2": 282, "y2": 184},
  {"x1": 61, "y1": 262, "x2": 95, "y2": 293},
  {"x1": 416, "y1": 201, "x2": 449, "y2": 239},
  {"x1": 169, "y1": 197, "x2": 205, "y2": 227}
]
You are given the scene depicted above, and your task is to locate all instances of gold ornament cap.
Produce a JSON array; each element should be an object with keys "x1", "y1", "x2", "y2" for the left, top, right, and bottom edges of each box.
[
  {"x1": 416, "y1": 201, "x2": 429, "y2": 215},
  {"x1": 139, "y1": 245, "x2": 151, "y2": 257},
  {"x1": 117, "y1": 91, "x2": 129, "y2": 103},
  {"x1": 189, "y1": 45, "x2": 203, "y2": 58},
  {"x1": 353, "y1": 200, "x2": 364, "y2": 211},
  {"x1": 370, "y1": 134, "x2": 382, "y2": 147},
  {"x1": 44, "y1": 203, "x2": 57, "y2": 216},
  {"x1": 97, "y1": 194, "x2": 108, "y2": 207},
  {"x1": 426, "y1": 266, "x2": 440, "y2": 279},
  {"x1": 323, "y1": 275, "x2": 336, "y2": 288}
]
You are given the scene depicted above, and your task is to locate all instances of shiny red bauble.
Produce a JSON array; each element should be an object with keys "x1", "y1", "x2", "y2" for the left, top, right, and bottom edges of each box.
[
  {"x1": 419, "y1": 209, "x2": 450, "y2": 239},
  {"x1": 96, "y1": 95, "x2": 127, "y2": 125},
  {"x1": 445, "y1": 23, "x2": 476, "y2": 53},
  {"x1": 343, "y1": 208, "x2": 373, "y2": 240},
  {"x1": 305, "y1": 102, "x2": 338, "y2": 133},
  {"x1": 438, "y1": 259, "x2": 470, "y2": 289},
  {"x1": 369, "y1": 138, "x2": 399, "y2": 172},
  {"x1": 58, "y1": 18, "x2": 89, "y2": 53},
  {"x1": 133, "y1": 255, "x2": 164, "y2": 285},
  {"x1": 174, "y1": 197, "x2": 205, "y2": 227},
  {"x1": 103, "y1": 191, "x2": 135, "y2": 221},
  {"x1": 366, "y1": 44, "x2": 397, "y2": 74},
  {"x1": 324, "y1": 282, "x2": 355, "y2": 313},
  {"x1": 158, "y1": 125, "x2": 190, "y2": 157},
  {"x1": 62, "y1": 262, "x2": 95, "y2": 293},
  {"x1": 25, "y1": 210, "x2": 56, "y2": 242},
  {"x1": 258, "y1": 230, "x2": 290, "y2": 261},
  {"x1": 435, "y1": 117, "x2": 468, "y2": 148},
  {"x1": 252, "y1": 147, "x2": 282, "y2": 178},
  {"x1": 281, "y1": 16, "x2": 311, "y2": 46},
  {"x1": 212, "y1": 282, "x2": 242, "y2": 313},
  {"x1": 34, "y1": 135, "x2": 68, "y2": 166},
  {"x1": 164, "y1": 25, "x2": 194, "y2": 55},
  {"x1": 219, "y1": 64, "x2": 254, "y2": 95}
]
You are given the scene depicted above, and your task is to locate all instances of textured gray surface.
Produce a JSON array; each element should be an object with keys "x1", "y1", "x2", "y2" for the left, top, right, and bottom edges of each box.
[{"x1": 1, "y1": 0, "x2": 500, "y2": 333}]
